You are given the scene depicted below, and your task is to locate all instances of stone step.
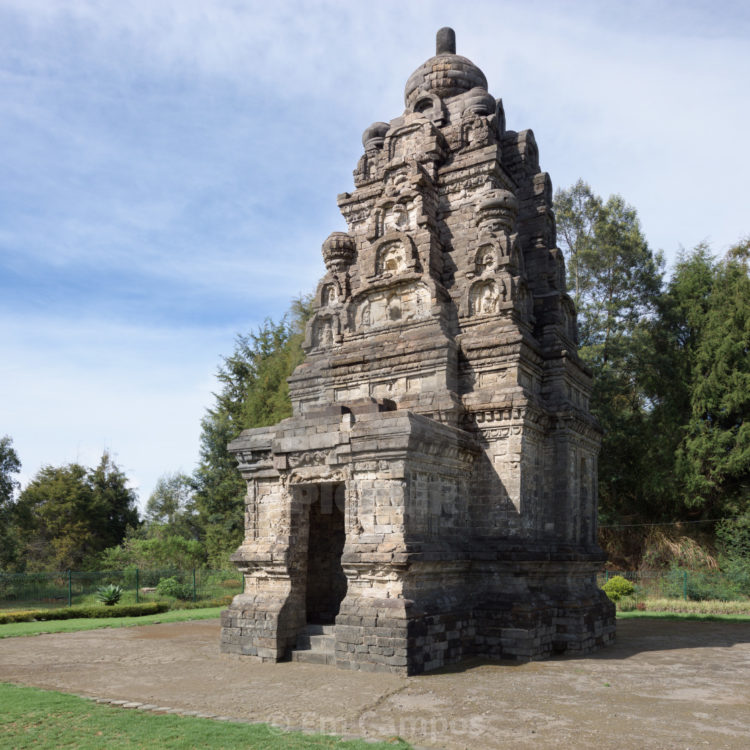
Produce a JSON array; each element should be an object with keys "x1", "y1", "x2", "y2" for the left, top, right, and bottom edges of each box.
[
  {"x1": 290, "y1": 649, "x2": 336, "y2": 665},
  {"x1": 291, "y1": 624, "x2": 336, "y2": 664},
  {"x1": 305, "y1": 623, "x2": 334, "y2": 636},
  {"x1": 295, "y1": 633, "x2": 335, "y2": 652}
]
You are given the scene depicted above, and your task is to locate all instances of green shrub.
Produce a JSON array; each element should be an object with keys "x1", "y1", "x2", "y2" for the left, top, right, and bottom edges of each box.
[
  {"x1": 155, "y1": 576, "x2": 193, "y2": 600},
  {"x1": 169, "y1": 595, "x2": 234, "y2": 610},
  {"x1": 0, "y1": 602, "x2": 169, "y2": 624},
  {"x1": 95, "y1": 584, "x2": 123, "y2": 606},
  {"x1": 663, "y1": 566, "x2": 742, "y2": 601},
  {"x1": 602, "y1": 575, "x2": 635, "y2": 602}
]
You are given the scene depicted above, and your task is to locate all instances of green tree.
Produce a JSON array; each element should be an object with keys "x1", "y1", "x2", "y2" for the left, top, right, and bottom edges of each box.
[
  {"x1": 193, "y1": 296, "x2": 312, "y2": 566},
  {"x1": 0, "y1": 436, "x2": 20, "y2": 505},
  {"x1": 145, "y1": 472, "x2": 200, "y2": 539},
  {"x1": 676, "y1": 240, "x2": 750, "y2": 515},
  {"x1": 642, "y1": 244, "x2": 718, "y2": 519},
  {"x1": 14, "y1": 452, "x2": 139, "y2": 571},
  {"x1": 98, "y1": 529, "x2": 205, "y2": 571},
  {"x1": 554, "y1": 181, "x2": 664, "y2": 521},
  {"x1": 0, "y1": 436, "x2": 22, "y2": 571}
]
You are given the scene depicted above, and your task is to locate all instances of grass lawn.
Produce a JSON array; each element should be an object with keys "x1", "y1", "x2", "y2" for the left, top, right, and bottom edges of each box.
[
  {"x1": 0, "y1": 683, "x2": 411, "y2": 749},
  {"x1": 0, "y1": 607, "x2": 224, "y2": 638},
  {"x1": 617, "y1": 610, "x2": 750, "y2": 622}
]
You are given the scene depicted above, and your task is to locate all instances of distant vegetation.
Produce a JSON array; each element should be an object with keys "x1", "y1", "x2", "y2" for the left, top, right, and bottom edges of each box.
[{"x1": 0, "y1": 181, "x2": 747, "y2": 580}]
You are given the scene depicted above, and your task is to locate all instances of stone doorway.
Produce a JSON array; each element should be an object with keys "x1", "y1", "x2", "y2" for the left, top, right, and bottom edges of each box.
[{"x1": 303, "y1": 483, "x2": 347, "y2": 625}]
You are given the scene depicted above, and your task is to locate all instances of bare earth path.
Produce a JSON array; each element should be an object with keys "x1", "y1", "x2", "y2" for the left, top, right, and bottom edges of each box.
[{"x1": 1, "y1": 618, "x2": 750, "y2": 749}]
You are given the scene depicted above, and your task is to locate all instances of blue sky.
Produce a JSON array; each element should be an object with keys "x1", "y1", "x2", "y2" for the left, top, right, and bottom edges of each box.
[{"x1": 2, "y1": 0, "x2": 749, "y2": 509}]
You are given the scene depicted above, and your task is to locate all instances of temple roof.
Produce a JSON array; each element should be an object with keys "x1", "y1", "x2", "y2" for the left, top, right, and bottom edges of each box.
[{"x1": 404, "y1": 27, "x2": 488, "y2": 108}]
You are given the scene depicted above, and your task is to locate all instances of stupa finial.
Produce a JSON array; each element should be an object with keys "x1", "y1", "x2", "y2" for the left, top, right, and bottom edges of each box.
[{"x1": 436, "y1": 27, "x2": 456, "y2": 55}]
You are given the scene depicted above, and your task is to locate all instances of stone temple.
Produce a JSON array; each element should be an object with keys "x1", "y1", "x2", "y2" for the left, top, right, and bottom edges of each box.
[{"x1": 221, "y1": 28, "x2": 615, "y2": 673}]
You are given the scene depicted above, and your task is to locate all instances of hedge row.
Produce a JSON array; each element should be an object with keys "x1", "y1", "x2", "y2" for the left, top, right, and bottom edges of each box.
[{"x1": 0, "y1": 602, "x2": 169, "y2": 624}]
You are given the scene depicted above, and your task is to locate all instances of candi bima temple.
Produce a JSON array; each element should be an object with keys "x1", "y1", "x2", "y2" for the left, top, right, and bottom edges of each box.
[{"x1": 221, "y1": 28, "x2": 615, "y2": 674}]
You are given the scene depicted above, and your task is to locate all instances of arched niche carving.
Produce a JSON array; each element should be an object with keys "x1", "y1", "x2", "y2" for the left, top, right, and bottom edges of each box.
[
  {"x1": 321, "y1": 283, "x2": 339, "y2": 307},
  {"x1": 369, "y1": 197, "x2": 418, "y2": 240},
  {"x1": 314, "y1": 275, "x2": 346, "y2": 310},
  {"x1": 372, "y1": 233, "x2": 419, "y2": 277},
  {"x1": 378, "y1": 241, "x2": 406, "y2": 274},
  {"x1": 469, "y1": 279, "x2": 505, "y2": 316},
  {"x1": 311, "y1": 315, "x2": 339, "y2": 350},
  {"x1": 474, "y1": 242, "x2": 499, "y2": 275},
  {"x1": 408, "y1": 88, "x2": 445, "y2": 126}
]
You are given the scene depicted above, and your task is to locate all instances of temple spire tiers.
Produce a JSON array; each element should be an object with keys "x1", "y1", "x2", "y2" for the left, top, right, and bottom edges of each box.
[{"x1": 221, "y1": 28, "x2": 615, "y2": 674}]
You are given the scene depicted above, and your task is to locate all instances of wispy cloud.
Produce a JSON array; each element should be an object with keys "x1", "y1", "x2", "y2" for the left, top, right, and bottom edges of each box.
[{"x1": 1, "y1": 0, "x2": 749, "y2": 502}]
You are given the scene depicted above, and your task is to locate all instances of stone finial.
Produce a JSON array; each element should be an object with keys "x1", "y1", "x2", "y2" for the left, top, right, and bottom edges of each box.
[
  {"x1": 477, "y1": 189, "x2": 519, "y2": 229},
  {"x1": 322, "y1": 232, "x2": 355, "y2": 273},
  {"x1": 436, "y1": 27, "x2": 456, "y2": 55},
  {"x1": 362, "y1": 122, "x2": 390, "y2": 151}
]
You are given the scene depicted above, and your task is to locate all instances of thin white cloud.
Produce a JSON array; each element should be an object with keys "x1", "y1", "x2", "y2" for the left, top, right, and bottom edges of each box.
[{"x1": 1, "y1": 0, "x2": 749, "y2": 505}]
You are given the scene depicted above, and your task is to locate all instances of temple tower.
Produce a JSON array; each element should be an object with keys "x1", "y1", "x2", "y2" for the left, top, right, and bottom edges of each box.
[{"x1": 220, "y1": 28, "x2": 615, "y2": 673}]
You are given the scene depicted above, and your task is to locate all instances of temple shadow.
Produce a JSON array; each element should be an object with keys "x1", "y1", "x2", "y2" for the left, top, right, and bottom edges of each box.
[{"x1": 423, "y1": 617, "x2": 750, "y2": 675}]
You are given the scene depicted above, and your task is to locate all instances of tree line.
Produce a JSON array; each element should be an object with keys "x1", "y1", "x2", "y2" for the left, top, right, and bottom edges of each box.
[{"x1": 1, "y1": 181, "x2": 747, "y2": 572}]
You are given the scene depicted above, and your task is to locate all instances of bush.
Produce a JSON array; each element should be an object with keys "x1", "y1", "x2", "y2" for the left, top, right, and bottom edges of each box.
[
  {"x1": 95, "y1": 584, "x2": 123, "y2": 606},
  {"x1": 169, "y1": 595, "x2": 235, "y2": 610},
  {"x1": 663, "y1": 566, "x2": 742, "y2": 601},
  {"x1": 0, "y1": 602, "x2": 169, "y2": 624},
  {"x1": 602, "y1": 575, "x2": 635, "y2": 602},
  {"x1": 156, "y1": 576, "x2": 194, "y2": 601}
]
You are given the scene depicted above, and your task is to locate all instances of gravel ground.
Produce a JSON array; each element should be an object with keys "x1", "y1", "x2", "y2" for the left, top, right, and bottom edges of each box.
[{"x1": 1, "y1": 618, "x2": 749, "y2": 749}]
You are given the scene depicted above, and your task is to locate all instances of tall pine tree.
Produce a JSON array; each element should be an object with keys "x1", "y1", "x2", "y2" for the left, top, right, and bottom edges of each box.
[
  {"x1": 193, "y1": 296, "x2": 312, "y2": 566},
  {"x1": 555, "y1": 181, "x2": 664, "y2": 521}
]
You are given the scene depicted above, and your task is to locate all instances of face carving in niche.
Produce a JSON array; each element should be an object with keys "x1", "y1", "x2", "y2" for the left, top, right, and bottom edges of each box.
[
  {"x1": 385, "y1": 203, "x2": 409, "y2": 232},
  {"x1": 475, "y1": 246, "x2": 496, "y2": 274},
  {"x1": 377, "y1": 241, "x2": 406, "y2": 274}
]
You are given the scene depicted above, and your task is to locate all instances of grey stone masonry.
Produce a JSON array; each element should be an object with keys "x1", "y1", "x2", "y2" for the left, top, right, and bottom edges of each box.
[{"x1": 221, "y1": 27, "x2": 615, "y2": 674}]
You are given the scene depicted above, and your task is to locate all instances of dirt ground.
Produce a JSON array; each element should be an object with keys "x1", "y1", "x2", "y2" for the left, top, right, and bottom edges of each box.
[{"x1": 1, "y1": 618, "x2": 749, "y2": 749}]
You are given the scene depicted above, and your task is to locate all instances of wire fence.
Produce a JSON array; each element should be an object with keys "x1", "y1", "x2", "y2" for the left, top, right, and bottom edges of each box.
[
  {"x1": 597, "y1": 569, "x2": 750, "y2": 602},
  {"x1": 0, "y1": 568, "x2": 243, "y2": 610}
]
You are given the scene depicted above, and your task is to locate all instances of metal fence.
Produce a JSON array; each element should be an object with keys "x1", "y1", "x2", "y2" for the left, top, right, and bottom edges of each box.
[
  {"x1": 0, "y1": 568, "x2": 243, "y2": 610},
  {"x1": 597, "y1": 569, "x2": 749, "y2": 602}
]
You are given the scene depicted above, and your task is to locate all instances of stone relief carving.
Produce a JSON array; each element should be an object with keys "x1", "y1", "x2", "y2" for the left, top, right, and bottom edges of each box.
[
  {"x1": 474, "y1": 244, "x2": 497, "y2": 275},
  {"x1": 469, "y1": 279, "x2": 503, "y2": 315},
  {"x1": 460, "y1": 114, "x2": 493, "y2": 150},
  {"x1": 287, "y1": 450, "x2": 329, "y2": 468},
  {"x1": 355, "y1": 282, "x2": 431, "y2": 330},
  {"x1": 313, "y1": 316, "x2": 335, "y2": 349},
  {"x1": 321, "y1": 283, "x2": 338, "y2": 307},
  {"x1": 377, "y1": 239, "x2": 408, "y2": 274}
]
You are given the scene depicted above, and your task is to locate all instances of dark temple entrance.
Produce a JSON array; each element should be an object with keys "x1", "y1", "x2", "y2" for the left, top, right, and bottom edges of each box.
[{"x1": 304, "y1": 483, "x2": 347, "y2": 625}]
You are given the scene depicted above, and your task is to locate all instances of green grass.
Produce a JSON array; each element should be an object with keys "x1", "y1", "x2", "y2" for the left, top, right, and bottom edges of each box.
[
  {"x1": 0, "y1": 606, "x2": 225, "y2": 638},
  {"x1": 0, "y1": 683, "x2": 411, "y2": 749},
  {"x1": 617, "y1": 610, "x2": 750, "y2": 622}
]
